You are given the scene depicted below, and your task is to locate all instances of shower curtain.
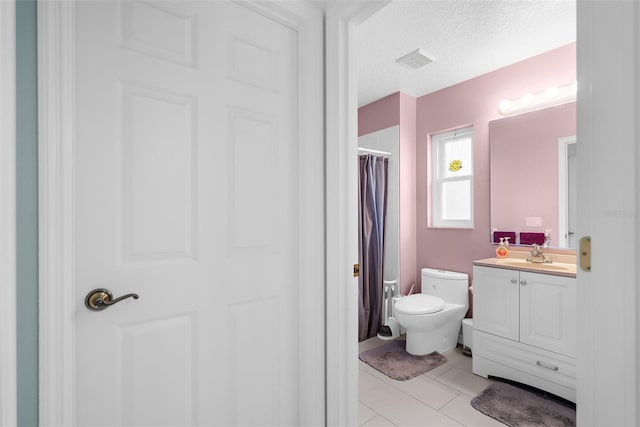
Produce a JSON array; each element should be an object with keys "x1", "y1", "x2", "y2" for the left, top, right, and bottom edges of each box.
[{"x1": 358, "y1": 154, "x2": 389, "y2": 341}]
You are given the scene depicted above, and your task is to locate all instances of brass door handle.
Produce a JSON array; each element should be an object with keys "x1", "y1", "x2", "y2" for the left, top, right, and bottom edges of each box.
[{"x1": 85, "y1": 288, "x2": 139, "y2": 311}]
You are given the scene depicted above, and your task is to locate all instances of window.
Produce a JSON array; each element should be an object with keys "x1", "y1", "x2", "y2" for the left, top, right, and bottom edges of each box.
[{"x1": 431, "y1": 127, "x2": 474, "y2": 228}]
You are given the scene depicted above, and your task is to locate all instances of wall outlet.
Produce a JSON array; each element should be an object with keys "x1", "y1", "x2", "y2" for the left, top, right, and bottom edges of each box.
[{"x1": 525, "y1": 217, "x2": 542, "y2": 227}]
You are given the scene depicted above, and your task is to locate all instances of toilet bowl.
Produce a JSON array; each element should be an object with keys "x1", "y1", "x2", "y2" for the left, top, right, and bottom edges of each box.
[{"x1": 394, "y1": 268, "x2": 469, "y2": 356}]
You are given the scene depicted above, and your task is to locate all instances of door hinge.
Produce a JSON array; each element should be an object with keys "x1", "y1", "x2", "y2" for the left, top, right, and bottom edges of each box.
[
  {"x1": 353, "y1": 264, "x2": 360, "y2": 277},
  {"x1": 580, "y1": 236, "x2": 591, "y2": 272}
]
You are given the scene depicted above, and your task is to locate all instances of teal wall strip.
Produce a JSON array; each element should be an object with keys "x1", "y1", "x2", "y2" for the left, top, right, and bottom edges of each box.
[{"x1": 16, "y1": 0, "x2": 39, "y2": 425}]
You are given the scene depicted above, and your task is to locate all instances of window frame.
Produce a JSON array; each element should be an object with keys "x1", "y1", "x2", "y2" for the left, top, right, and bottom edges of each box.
[{"x1": 430, "y1": 126, "x2": 474, "y2": 229}]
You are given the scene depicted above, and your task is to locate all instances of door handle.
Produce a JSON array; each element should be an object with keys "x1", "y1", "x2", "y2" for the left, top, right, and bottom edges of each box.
[
  {"x1": 85, "y1": 288, "x2": 139, "y2": 311},
  {"x1": 536, "y1": 360, "x2": 559, "y2": 371}
]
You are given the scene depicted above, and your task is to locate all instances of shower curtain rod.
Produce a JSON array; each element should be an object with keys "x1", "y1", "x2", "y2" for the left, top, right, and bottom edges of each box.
[{"x1": 358, "y1": 147, "x2": 391, "y2": 157}]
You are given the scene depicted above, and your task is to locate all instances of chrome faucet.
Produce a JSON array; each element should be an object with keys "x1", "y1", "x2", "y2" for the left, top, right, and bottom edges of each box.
[{"x1": 527, "y1": 244, "x2": 552, "y2": 264}]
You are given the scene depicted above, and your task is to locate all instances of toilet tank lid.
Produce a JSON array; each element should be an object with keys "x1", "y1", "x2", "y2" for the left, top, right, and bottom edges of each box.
[{"x1": 421, "y1": 268, "x2": 468, "y2": 280}]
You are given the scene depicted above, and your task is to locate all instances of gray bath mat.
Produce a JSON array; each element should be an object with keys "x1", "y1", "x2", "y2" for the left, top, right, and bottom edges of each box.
[
  {"x1": 471, "y1": 381, "x2": 576, "y2": 426},
  {"x1": 358, "y1": 339, "x2": 447, "y2": 381}
]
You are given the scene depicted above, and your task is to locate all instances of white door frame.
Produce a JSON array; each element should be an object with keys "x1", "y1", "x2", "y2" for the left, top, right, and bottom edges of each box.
[
  {"x1": 37, "y1": 1, "x2": 324, "y2": 425},
  {"x1": 0, "y1": 1, "x2": 17, "y2": 426},
  {"x1": 324, "y1": 2, "x2": 390, "y2": 425},
  {"x1": 557, "y1": 135, "x2": 576, "y2": 248}
]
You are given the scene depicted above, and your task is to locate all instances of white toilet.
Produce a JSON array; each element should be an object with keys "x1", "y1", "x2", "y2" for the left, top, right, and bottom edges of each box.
[{"x1": 394, "y1": 268, "x2": 469, "y2": 355}]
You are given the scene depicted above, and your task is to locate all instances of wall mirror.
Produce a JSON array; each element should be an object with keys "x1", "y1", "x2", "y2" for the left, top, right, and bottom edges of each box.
[{"x1": 489, "y1": 102, "x2": 576, "y2": 249}]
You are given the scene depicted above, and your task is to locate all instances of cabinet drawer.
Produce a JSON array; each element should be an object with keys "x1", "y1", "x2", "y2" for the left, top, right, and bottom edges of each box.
[{"x1": 474, "y1": 331, "x2": 576, "y2": 390}]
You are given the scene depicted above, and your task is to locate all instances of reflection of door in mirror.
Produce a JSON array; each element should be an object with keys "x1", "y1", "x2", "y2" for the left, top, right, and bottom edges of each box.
[
  {"x1": 558, "y1": 136, "x2": 577, "y2": 248},
  {"x1": 490, "y1": 102, "x2": 576, "y2": 248}
]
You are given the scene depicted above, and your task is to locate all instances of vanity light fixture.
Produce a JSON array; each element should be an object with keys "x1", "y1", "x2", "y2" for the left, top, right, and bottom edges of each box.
[{"x1": 498, "y1": 81, "x2": 577, "y2": 116}]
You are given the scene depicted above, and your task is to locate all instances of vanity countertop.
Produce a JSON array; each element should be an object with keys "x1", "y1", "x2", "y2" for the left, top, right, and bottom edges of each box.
[{"x1": 473, "y1": 251, "x2": 577, "y2": 278}]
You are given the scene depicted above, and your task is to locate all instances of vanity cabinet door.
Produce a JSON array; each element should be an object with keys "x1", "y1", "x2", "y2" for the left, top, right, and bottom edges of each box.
[
  {"x1": 519, "y1": 272, "x2": 576, "y2": 357},
  {"x1": 473, "y1": 266, "x2": 520, "y2": 341}
]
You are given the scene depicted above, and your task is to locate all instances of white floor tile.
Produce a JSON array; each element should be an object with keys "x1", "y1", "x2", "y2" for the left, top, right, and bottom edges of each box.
[
  {"x1": 435, "y1": 366, "x2": 495, "y2": 397},
  {"x1": 389, "y1": 375, "x2": 459, "y2": 410},
  {"x1": 361, "y1": 414, "x2": 398, "y2": 427},
  {"x1": 440, "y1": 393, "x2": 506, "y2": 427},
  {"x1": 422, "y1": 361, "x2": 454, "y2": 380},
  {"x1": 360, "y1": 368, "x2": 387, "y2": 395},
  {"x1": 359, "y1": 360, "x2": 404, "y2": 386},
  {"x1": 360, "y1": 382, "x2": 463, "y2": 427},
  {"x1": 454, "y1": 355, "x2": 473, "y2": 373},
  {"x1": 358, "y1": 337, "x2": 507, "y2": 426},
  {"x1": 359, "y1": 360, "x2": 387, "y2": 381},
  {"x1": 442, "y1": 346, "x2": 467, "y2": 363},
  {"x1": 359, "y1": 402, "x2": 378, "y2": 426},
  {"x1": 443, "y1": 348, "x2": 473, "y2": 372}
]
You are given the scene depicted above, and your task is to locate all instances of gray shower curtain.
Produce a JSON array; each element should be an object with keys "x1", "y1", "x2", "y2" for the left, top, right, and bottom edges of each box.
[{"x1": 358, "y1": 155, "x2": 389, "y2": 341}]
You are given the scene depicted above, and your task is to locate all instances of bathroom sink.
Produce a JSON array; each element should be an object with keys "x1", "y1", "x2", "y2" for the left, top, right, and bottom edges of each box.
[{"x1": 495, "y1": 258, "x2": 576, "y2": 273}]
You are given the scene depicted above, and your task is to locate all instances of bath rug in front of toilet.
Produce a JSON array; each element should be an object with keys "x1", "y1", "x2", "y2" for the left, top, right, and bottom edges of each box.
[
  {"x1": 470, "y1": 381, "x2": 576, "y2": 426},
  {"x1": 358, "y1": 339, "x2": 447, "y2": 381}
]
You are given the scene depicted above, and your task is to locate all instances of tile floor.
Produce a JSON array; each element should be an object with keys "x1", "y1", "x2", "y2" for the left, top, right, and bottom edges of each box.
[{"x1": 358, "y1": 337, "x2": 504, "y2": 427}]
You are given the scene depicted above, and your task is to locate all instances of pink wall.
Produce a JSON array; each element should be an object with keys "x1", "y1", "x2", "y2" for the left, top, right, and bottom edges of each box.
[
  {"x1": 399, "y1": 93, "x2": 417, "y2": 295},
  {"x1": 358, "y1": 93, "x2": 400, "y2": 136},
  {"x1": 416, "y1": 43, "x2": 576, "y2": 286},
  {"x1": 358, "y1": 43, "x2": 576, "y2": 313},
  {"x1": 358, "y1": 93, "x2": 418, "y2": 295},
  {"x1": 490, "y1": 102, "x2": 576, "y2": 243}
]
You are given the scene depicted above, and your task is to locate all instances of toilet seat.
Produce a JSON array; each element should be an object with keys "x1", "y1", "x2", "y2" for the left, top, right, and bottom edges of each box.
[{"x1": 394, "y1": 294, "x2": 445, "y2": 315}]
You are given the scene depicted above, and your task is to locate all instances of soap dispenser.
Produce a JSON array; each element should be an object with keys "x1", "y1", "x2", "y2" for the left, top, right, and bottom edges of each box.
[{"x1": 496, "y1": 237, "x2": 509, "y2": 258}]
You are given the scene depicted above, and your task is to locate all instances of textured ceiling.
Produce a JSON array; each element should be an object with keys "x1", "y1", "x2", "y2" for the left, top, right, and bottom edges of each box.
[{"x1": 356, "y1": 0, "x2": 576, "y2": 106}]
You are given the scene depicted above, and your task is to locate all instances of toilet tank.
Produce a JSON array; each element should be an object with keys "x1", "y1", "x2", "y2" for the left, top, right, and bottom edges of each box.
[{"x1": 421, "y1": 268, "x2": 469, "y2": 307}]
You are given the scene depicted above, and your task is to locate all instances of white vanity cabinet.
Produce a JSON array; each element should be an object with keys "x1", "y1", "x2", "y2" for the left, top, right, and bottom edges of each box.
[
  {"x1": 472, "y1": 266, "x2": 520, "y2": 341},
  {"x1": 472, "y1": 264, "x2": 577, "y2": 402}
]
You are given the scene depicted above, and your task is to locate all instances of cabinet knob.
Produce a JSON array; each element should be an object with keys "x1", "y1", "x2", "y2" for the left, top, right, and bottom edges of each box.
[
  {"x1": 510, "y1": 278, "x2": 517, "y2": 284},
  {"x1": 520, "y1": 280, "x2": 527, "y2": 286}
]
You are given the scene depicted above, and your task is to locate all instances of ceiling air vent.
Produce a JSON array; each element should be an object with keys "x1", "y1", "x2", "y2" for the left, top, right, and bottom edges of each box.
[{"x1": 396, "y1": 49, "x2": 434, "y2": 70}]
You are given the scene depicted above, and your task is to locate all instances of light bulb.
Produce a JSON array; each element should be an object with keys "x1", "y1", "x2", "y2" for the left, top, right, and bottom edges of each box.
[
  {"x1": 520, "y1": 93, "x2": 534, "y2": 105},
  {"x1": 544, "y1": 86, "x2": 559, "y2": 99},
  {"x1": 498, "y1": 99, "x2": 511, "y2": 113}
]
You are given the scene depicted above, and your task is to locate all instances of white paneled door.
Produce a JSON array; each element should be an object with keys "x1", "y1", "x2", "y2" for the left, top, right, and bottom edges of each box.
[{"x1": 73, "y1": 1, "x2": 310, "y2": 425}]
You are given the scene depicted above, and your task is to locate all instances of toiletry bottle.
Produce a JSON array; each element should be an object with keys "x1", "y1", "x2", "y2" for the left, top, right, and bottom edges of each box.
[{"x1": 496, "y1": 237, "x2": 508, "y2": 258}]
